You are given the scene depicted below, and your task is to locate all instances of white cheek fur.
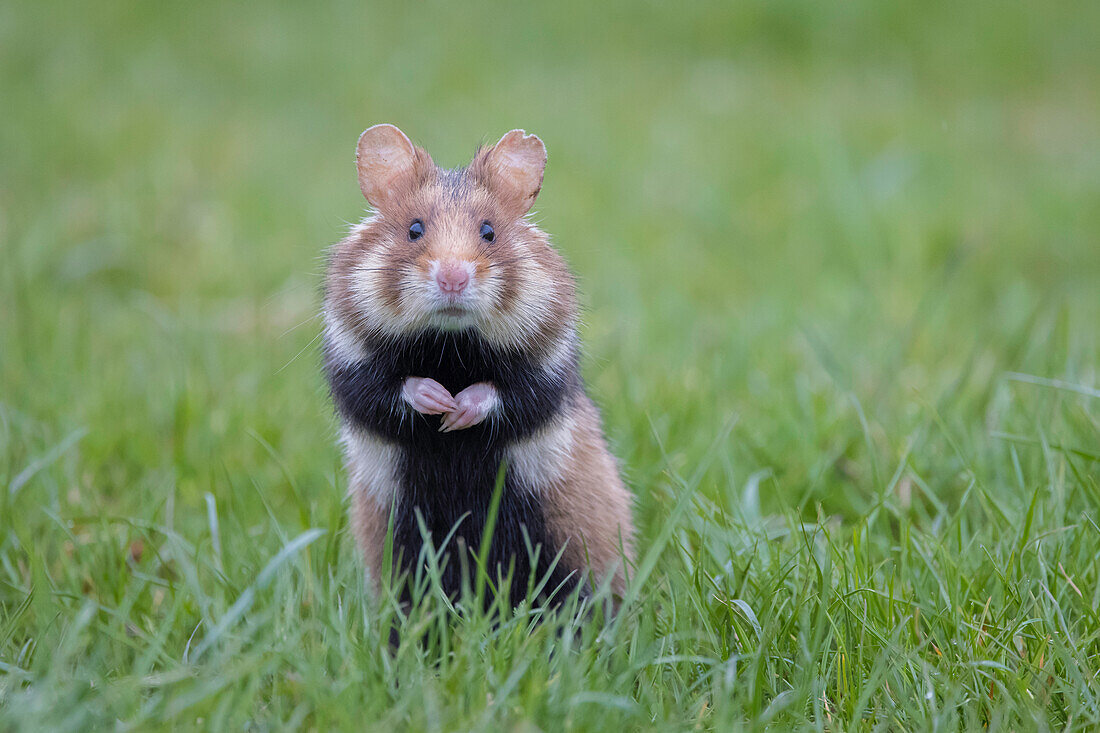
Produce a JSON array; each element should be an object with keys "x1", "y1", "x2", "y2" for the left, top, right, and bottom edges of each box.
[{"x1": 479, "y1": 253, "x2": 564, "y2": 350}]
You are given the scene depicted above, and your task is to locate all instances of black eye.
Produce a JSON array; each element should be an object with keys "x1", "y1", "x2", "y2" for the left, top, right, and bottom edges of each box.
[
  {"x1": 479, "y1": 222, "x2": 495, "y2": 242},
  {"x1": 408, "y1": 220, "x2": 424, "y2": 241}
]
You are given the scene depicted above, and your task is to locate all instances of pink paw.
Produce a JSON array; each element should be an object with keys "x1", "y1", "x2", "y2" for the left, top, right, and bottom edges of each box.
[
  {"x1": 439, "y1": 382, "x2": 498, "y2": 432},
  {"x1": 402, "y1": 377, "x2": 457, "y2": 415}
]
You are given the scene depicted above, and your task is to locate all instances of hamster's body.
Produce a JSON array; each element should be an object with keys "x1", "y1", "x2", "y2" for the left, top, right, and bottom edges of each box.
[{"x1": 323, "y1": 125, "x2": 634, "y2": 605}]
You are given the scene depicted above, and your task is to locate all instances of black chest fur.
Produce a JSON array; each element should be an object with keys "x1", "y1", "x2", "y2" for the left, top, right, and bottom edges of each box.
[{"x1": 325, "y1": 328, "x2": 581, "y2": 606}]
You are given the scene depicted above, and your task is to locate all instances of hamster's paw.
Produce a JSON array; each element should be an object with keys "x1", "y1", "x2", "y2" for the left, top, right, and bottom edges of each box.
[
  {"x1": 402, "y1": 377, "x2": 458, "y2": 415},
  {"x1": 439, "y1": 382, "x2": 498, "y2": 432}
]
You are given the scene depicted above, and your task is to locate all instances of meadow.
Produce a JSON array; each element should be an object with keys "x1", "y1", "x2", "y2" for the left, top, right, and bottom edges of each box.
[{"x1": 2, "y1": 1, "x2": 1099, "y2": 729}]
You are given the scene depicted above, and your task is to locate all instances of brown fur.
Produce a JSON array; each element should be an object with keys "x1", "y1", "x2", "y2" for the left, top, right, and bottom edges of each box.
[
  {"x1": 544, "y1": 396, "x2": 635, "y2": 594},
  {"x1": 349, "y1": 484, "x2": 387, "y2": 592}
]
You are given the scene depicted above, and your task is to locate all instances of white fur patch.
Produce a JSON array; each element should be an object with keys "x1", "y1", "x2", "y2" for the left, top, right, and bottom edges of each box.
[
  {"x1": 322, "y1": 304, "x2": 367, "y2": 364},
  {"x1": 340, "y1": 425, "x2": 402, "y2": 504},
  {"x1": 506, "y1": 409, "x2": 575, "y2": 493},
  {"x1": 348, "y1": 244, "x2": 403, "y2": 330},
  {"x1": 542, "y1": 330, "x2": 578, "y2": 373}
]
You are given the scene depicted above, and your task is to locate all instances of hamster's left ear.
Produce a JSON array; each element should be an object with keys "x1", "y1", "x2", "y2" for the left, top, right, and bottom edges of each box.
[{"x1": 474, "y1": 129, "x2": 547, "y2": 216}]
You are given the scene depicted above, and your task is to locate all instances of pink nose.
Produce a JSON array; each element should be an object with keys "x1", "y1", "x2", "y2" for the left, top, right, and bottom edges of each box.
[{"x1": 436, "y1": 263, "x2": 469, "y2": 294}]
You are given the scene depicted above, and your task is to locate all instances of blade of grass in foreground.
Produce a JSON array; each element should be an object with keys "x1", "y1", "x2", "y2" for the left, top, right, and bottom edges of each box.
[
  {"x1": 474, "y1": 460, "x2": 508, "y2": 603},
  {"x1": 189, "y1": 528, "x2": 325, "y2": 661}
]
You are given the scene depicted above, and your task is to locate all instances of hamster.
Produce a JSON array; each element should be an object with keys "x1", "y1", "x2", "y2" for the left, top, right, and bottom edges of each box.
[{"x1": 322, "y1": 124, "x2": 635, "y2": 608}]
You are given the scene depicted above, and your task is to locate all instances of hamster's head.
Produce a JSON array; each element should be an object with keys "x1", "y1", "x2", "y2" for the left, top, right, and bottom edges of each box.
[{"x1": 333, "y1": 124, "x2": 574, "y2": 349}]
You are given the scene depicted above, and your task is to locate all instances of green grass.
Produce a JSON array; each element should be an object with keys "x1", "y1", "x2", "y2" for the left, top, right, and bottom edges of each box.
[{"x1": 3, "y1": 0, "x2": 1100, "y2": 729}]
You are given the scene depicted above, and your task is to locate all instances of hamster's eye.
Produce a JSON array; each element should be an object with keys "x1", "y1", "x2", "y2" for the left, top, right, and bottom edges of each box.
[
  {"x1": 479, "y1": 222, "x2": 495, "y2": 242},
  {"x1": 407, "y1": 220, "x2": 424, "y2": 241}
]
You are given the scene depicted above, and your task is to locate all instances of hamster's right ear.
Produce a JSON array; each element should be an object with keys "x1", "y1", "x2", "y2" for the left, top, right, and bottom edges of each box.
[
  {"x1": 473, "y1": 129, "x2": 547, "y2": 216},
  {"x1": 356, "y1": 124, "x2": 431, "y2": 208}
]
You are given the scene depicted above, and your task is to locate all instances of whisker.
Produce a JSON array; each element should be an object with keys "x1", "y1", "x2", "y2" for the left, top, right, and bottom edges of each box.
[
  {"x1": 276, "y1": 331, "x2": 323, "y2": 375},
  {"x1": 487, "y1": 255, "x2": 532, "y2": 265},
  {"x1": 487, "y1": 256, "x2": 534, "y2": 268},
  {"x1": 279, "y1": 312, "x2": 322, "y2": 339}
]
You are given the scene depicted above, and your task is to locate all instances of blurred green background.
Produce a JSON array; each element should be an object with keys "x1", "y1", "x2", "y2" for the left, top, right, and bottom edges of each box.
[
  {"x1": 2, "y1": 0, "x2": 1099, "y2": 728},
  {"x1": 3, "y1": 0, "x2": 1096, "y2": 513}
]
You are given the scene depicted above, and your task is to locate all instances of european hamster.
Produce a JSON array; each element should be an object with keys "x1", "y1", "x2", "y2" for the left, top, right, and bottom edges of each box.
[{"x1": 322, "y1": 124, "x2": 635, "y2": 608}]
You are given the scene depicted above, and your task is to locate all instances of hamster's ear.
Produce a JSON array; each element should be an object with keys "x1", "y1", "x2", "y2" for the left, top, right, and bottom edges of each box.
[
  {"x1": 356, "y1": 124, "x2": 432, "y2": 208},
  {"x1": 474, "y1": 129, "x2": 547, "y2": 216}
]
